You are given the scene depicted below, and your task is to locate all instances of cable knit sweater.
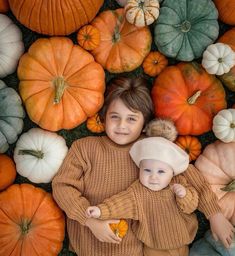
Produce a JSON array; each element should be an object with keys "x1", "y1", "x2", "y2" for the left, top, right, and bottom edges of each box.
[
  {"x1": 52, "y1": 136, "x2": 221, "y2": 256},
  {"x1": 97, "y1": 176, "x2": 198, "y2": 250}
]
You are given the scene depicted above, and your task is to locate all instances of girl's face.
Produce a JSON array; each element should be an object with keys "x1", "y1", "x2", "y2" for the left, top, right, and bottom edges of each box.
[
  {"x1": 139, "y1": 159, "x2": 174, "y2": 191},
  {"x1": 105, "y1": 98, "x2": 145, "y2": 145}
]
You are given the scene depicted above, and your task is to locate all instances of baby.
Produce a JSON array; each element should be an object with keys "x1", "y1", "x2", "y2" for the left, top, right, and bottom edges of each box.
[{"x1": 86, "y1": 137, "x2": 199, "y2": 256}]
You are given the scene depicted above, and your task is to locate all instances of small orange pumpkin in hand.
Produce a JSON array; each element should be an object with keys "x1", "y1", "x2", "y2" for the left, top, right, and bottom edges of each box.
[
  {"x1": 0, "y1": 154, "x2": 16, "y2": 191},
  {"x1": 175, "y1": 136, "x2": 202, "y2": 162},
  {"x1": 109, "y1": 219, "x2": 128, "y2": 238},
  {"x1": 77, "y1": 25, "x2": 101, "y2": 51},
  {"x1": 143, "y1": 51, "x2": 168, "y2": 77},
  {"x1": 87, "y1": 113, "x2": 105, "y2": 133}
]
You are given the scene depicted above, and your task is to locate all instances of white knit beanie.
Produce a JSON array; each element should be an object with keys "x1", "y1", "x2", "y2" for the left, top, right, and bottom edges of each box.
[{"x1": 130, "y1": 137, "x2": 189, "y2": 175}]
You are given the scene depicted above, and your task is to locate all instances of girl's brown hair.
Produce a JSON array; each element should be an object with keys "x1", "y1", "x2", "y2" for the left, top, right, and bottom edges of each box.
[{"x1": 100, "y1": 76, "x2": 154, "y2": 125}]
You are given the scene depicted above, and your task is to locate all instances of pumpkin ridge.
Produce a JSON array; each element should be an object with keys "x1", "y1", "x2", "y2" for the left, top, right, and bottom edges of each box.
[
  {"x1": 158, "y1": 30, "x2": 182, "y2": 47},
  {"x1": 16, "y1": 0, "x2": 26, "y2": 26},
  {"x1": 190, "y1": 26, "x2": 218, "y2": 41},
  {"x1": 21, "y1": 86, "x2": 50, "y2": 101},
  {"x1": 66, "y1": 0, "x2": 80, "y2": 32}
]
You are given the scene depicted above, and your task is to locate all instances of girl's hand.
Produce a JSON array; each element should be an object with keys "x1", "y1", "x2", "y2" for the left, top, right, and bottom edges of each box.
[
  {"x1": 209, "y1": 212, "x2": 235, "y2": 248},
  {"x1": 86, "y1": 206, "x2": 101, "y2": 218},
  {"x1": 171, "y1": 183, "x2": 186, "y2": 198},
  {"x1": 85, "y1": 218, "x2": 122, "y2": 244}
]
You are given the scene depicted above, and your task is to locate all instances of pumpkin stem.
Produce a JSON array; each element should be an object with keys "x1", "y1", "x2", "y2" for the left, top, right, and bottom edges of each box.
[
  {"x1": 53, "y1": 76, "x2": 66, "y2": 104},
  {"x1": 20, "y1": 219, "x2": 31, "y2": 235},
  {"x1": 231, "y1": 123, "x2": 235, "y2": 128},
  {"x1": 114, "y1": 229, "x2": 120, "y2": 238},
  {"x1": 113, "y1": 25, "x2": 121, "y2": 43},
  {"x1": 18, "y1": 149, "x2": 44, "y2": 159},
  {"x1": 218, "y1": 57, "x2": 223, "y2": 63},
  {"x1": 180, "y1": 20, "x2": 191, "y2": 33},
  {"x1": 187, "y1": 90, "x2": 201, "y2": 105}
]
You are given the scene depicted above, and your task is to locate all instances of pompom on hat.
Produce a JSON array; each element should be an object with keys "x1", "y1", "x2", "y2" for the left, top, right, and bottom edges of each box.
[{"x1": 130, "y1": 137, "x2": 189, "y2": 175}]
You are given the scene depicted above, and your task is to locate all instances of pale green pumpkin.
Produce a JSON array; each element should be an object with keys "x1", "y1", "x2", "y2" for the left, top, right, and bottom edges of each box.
[
  {"x1": 154, "y1": 0, "x2": 219, "y2": 61},
  {"x1": 0, "y1": 80, "x2": 25, "y2": 153}
]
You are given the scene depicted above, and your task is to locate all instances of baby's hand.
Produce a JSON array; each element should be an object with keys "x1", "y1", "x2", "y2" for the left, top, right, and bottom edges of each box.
[
  {"x1": 86, "y1": 206, "x2": 101, "y2": 218},
  {"x1": 172, "y1": 183, "x2": 186, "y2": 198}
]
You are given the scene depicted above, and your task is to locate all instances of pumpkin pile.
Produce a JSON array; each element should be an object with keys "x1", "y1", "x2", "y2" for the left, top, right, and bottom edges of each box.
[{"x1": 1, "y1": 0, "x2": 235, "y2": 254}]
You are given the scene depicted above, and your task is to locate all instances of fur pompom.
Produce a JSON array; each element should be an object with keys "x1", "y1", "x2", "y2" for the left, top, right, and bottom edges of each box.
[{"x1": 145, "y1": 118, "x2": 178, "y2": 142}]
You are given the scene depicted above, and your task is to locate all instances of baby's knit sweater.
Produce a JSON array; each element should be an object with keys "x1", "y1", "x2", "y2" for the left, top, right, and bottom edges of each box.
[
  {"x1": 97, "y1": 177, "x2": 198, "y2": 250},
  {"x1": 52, "y1": 136, "x2": 221, "y2": 256}
]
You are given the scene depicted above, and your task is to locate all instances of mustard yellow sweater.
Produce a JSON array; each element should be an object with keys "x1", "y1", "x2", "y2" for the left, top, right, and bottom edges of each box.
[
  {"x1": 97, "y1": 176, "x2": 198, "y2": 250},
  {"x1": 52, "y1": 136, "x2": 221, "y2": 256}
]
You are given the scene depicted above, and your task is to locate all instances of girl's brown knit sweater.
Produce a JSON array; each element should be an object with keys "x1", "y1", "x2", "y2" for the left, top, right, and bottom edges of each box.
[
  {"x1": 97, "y1": 177, "x2": 199, "y2": 250},
  {"x1": 52, "y1": 136, "x2": 221, "y2": 256}
]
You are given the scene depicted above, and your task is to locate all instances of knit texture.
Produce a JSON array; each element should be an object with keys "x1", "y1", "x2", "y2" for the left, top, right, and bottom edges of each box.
[
  {"x1": 52, "y1": 136, "x2": 221, "y2": 255},
  {"x1": 98, "y1": 177, "x2": 198, "y2": 250}
]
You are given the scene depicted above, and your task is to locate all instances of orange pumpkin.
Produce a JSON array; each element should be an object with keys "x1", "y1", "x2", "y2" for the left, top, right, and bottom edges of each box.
[
  {"x1": 109, "y1": 219, "x2": 128, "y2": 238},
  {"x1": 195, "y1": 140, "x2": 235, "y2": 225},
  {"x1": 77, "y1": 25, "x2": 100, "y2": 51},
  {"x1": 142, "y1": 51, "x2": 168, "y2": 77},
  {"x1": 91, "y1": 8, "x2": 152, "y2": 73},
  {"x1": 0, "y1": 183, "x2": 65, "y2": 255},
  {"x1": 0, "y1": 154, "x2": 16, "y2": 191},
  {"x1": 18, "y1": 37, "x2": 105, "y2": 132},
  {"x1": 175, "y1": 136, "x2": 201, "y2": 162},
  {"x1": 218, "y1": 28, "x2": 235, "y2": 51},
  {"x1": 213, "y1": 0, "x2": 235, "y2": 25},
  {"x1": 87, "y1": 113, "x2": 105, "y2": 133},
  {"x1": 151, "y1": 62, "x2": 227, "y2": 135},
  {"x1": 8, "y1": 0, "x2": 104, "y2": 35},
  {"x1": 0, "y1": 0, "x2": 9, "y2": 12}
]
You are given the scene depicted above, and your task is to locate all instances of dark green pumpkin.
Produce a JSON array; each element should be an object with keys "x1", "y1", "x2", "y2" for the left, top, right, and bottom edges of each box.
[
  {"x1": 154, "y1": 0, "x2": 219, "y2": 61},
  {"x1": 0, "y1": 80, "x2": 25, "y2": 153}
]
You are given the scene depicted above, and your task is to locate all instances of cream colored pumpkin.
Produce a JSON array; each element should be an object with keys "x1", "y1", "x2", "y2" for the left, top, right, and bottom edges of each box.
[
  {"x1": 125, "y1": 0, "x2": 160, "y2": 27},
  {"x1": 14, "y1": 128, "x2": 68, "y2": 183},
  {"x1": 195, "y1": 140, "x2": 235, "y2": 225},
  {"x1": 212, "y1": 109, "x2": 235, "y2": 143},
  {"x1": 0, "y1": 14, "x2": 24, "y2": 78},
  {"x1": 202, "y1": 43, "x2": 235, "y2": 76}
]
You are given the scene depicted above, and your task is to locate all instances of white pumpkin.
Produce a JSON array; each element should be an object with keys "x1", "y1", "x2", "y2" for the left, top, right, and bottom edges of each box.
[
  {"x1": 0, "y1": 14, "x2": 24, "y2": 78},
  {"x1": 202, "y1": 43, "x2": 235, "y2": 76},
  {"x1": 212, "y1": 109, "x2": 235, "y2": 143},
  {"x1": 14, "y1": 128, "x2": 68, "y2": 183},
  {"x1": 125, "y1": 0, "x2": 160, "y2": 27}
]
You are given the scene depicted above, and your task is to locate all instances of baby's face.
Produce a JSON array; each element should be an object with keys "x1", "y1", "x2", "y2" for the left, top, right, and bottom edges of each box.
[{"x1": 139, "y1": 159, "x2": 174, "y2": 191}]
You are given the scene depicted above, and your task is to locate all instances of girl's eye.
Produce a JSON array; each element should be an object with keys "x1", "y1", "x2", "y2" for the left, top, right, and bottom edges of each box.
[
  {"x1": 128, "y1": 117, "x2": 137, "y2": 122},
  {"x1": 158, "y1": 169, "x2": 165, "y2": 174},
  {"x1": 110, "y1": 115, "x2": 119, "y2": 119},
  {"x1": 144, "y1": 169, "x2": 151, "y2": 172}
]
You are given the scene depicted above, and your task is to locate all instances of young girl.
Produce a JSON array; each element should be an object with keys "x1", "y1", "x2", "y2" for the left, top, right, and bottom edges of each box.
[
  {"x1": 52, "y1": 76, "x2": 234, "y2": 256},
  {"x1": 86, "y1": 136, "x2": 199, "y2": 256}
]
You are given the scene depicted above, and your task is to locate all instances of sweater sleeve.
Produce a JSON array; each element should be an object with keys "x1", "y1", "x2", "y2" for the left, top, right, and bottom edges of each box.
[
  {"x1": 182, "y1": 164, "x2": 221, "y2": 218},
  {"x1": 97, "y1": 188, "x2": 139, "y2": 221},
  {"x1": 52, "y1": 141, "x2": 90, "y2": 225}
]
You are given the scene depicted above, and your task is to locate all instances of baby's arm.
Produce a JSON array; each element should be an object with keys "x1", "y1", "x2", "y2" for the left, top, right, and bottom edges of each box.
[{"x1": 172, "y1": 183, "x2": 199, "y2": 214}]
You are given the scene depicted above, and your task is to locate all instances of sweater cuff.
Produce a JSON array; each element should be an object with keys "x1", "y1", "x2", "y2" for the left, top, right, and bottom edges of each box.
[
  {"x1": 72, "y1": 201, "x2": 90, "y2": 225},
  {"x1": 98, "y1": 204, "x2": 111, "y2": 219},
  {"x1": 201, "y1": 199, "x2": 221, "y2": 219}
]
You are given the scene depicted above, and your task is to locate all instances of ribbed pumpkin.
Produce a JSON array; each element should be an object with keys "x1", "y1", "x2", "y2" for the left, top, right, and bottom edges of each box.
[
  {"x1": 195, "y1": 140, "x2": 235, "y2": 225},
  {"x1": 151, "y1": 62, "x2": 227, "y2": 135},
  {"x1": 0, "y1": 154, "x2": 16, "y2": 191},
  {"x1": 0, "y1": 80, "x2": 25, "y2": 153},
  {"x1": 86, "y1": 113, "x2": 105, "y2": 133},
  {"x1": 0, "y1": 0, "x2": 9, "y2": 12},
  {"x1": 91, "y1": 8, "x2": 152, "y2": 73},
  {"x1": 18, "y1": 37, "x2": 105, "y2": 132},
  {"x1": 109, "y1": 219, "x2": 128, "y2": 238},
  {"x1": 154, "y1": 0, "x2": 219, "y2": 61},
  {"x1": 175, "y1": 136, "x2": 201, "y2": 162},
  {"x1": 217, "y1": 28, "x2": 235, "y2": 92},
  {"x1": 77, "y1": 25, "x2": 100, "y2": 51},
  {"x1": 213, "y1": 0, "x2": 235, "y2": 25},
  {"x1": 0, "y1": 183, "x2": 65, "y2": 255},
  {"x1": 8, "y1": 0, "x2": 104, "y2": 35}
]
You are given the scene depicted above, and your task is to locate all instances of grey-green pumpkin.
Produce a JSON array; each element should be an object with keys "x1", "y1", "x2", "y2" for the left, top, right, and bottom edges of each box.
[
  {"x1": 0, "y1": 80, "x2": 25, "y2": 153},
  {"x1": 154, "y1": 0, "x2": 219, "y2": 61}
]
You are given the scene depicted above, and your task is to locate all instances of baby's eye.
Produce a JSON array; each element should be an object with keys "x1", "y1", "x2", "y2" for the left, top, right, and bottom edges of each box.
[
  {"x1": 144, "y1": 169, "x2": 151, "y2": 172},
  {"x1": 158, "y1": 169, "x2": 165, "y2": 174}
]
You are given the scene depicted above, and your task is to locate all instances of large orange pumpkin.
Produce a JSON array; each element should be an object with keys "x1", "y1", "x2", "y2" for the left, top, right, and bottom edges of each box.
[
  {"x1": 18, "y1": 37, "x2": 105, "y2": 131},
  {"x1": 151, "y1": 62, "x2": 227, "y2": 135},
  {"x1": 195, "y1": 140, "x2": 235, "y2": 225},
  {"x1": 8, "y1": 0, "x2": 104, "y2": 35},
  {"x1": 91, "y1": 8, "x2": 152, "y2": 73},
  {"x1": 0, "y1": 0, "x2": 9, "y2": 12},
  {"x1": 213, "y1": 0, "x2": 235, "y2": 25},
  {"x1": 0, "y1": 183, "x2": 65, "y2": 255}
]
